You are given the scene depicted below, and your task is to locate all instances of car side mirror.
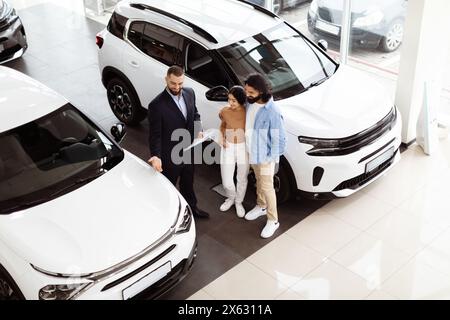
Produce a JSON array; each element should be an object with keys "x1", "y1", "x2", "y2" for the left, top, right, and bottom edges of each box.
[
  {"x1": 111, "y1": 123, "x2": 126, "y2": 143},
  {"x1": 318, "y1": 39, "x2": 328, "y2": 51},
  {"x1": 205, "y1": 86, "x2": 229, "y2": 102}
]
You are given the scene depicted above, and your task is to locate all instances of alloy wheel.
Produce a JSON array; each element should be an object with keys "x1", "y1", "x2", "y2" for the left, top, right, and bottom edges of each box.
[
  {"x1": 108, "y1": 85, "x2": 133, "y2": 122},
  {"x1": 385, "y1": 22, "x2": 403, "y2": 51}
]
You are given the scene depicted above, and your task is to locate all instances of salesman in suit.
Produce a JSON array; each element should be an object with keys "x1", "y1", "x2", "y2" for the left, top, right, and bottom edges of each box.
[{"x1": 147, "y1": 65, "x2": 209, "y2": 218}]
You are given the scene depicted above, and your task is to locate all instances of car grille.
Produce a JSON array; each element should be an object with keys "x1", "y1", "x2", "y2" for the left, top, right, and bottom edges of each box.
[
  {"x1": 317, "y1": 7, "x2": 357, "y2": 26},
  {"x1": 0, "y1": 44, "x2": 21, "y2": 60},
  {"x1": 0, "y1": 17, "x2": 11, "y2": 32},
  {"x1": 101, "y1": 244, "x2": 176, "y2": 292},
  {"x1": 306, "y1": 107, "x2": 397, "y2": 156},
  {"x1": 333, "y1": 148, "x2": 398, "y2": 191}
]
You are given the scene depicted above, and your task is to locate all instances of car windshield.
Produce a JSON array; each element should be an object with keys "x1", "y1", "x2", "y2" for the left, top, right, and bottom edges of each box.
[
  {"x1": 0, "y1": 103, "x2": 124, "y2": 214},
  {"x1": 218, "y1": 22, "x2": 338, "y2": 100}
]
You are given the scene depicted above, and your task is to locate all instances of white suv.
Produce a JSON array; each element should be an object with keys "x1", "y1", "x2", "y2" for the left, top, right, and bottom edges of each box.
[
  {"x1": 97, "y1": 0, "x2": 402, "y2": 202},
  {"x1": 0, "y1": 66, "x2": 196, "y2": 300}
]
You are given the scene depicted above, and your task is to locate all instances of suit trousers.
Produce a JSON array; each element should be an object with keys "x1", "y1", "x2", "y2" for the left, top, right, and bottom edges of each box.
[{"x1": 163, "y1": 163, "x2": 197, "y2": 210}]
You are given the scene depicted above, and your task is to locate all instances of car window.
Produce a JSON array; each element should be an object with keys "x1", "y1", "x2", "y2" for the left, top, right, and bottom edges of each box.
[
  {"x1": 185, "y1": 42, "x2": 231, "y2": 88},
  {"x1": 128, "y1": 21, "x2": 145, "y2": 49},
  {"x1": 108, "y1": 12, "x2": 128, "y2": 40},
  {"x1": 0, "y1": 104, "x2": 124, "y2": 214},
  {"x1": 141, "y1": 23, "x2": 182, "y2": 66},
  {"x1": 218, "y1": 23, "x2": 338, "y2": 100}
]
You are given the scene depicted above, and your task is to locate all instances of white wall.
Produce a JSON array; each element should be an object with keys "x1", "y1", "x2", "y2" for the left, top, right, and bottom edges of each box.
[{"x1": 395, "y1": 0, "x2": 450, "y2": 144}]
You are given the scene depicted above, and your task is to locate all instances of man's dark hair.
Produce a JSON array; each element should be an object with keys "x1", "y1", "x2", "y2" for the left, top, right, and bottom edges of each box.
[
  {"x1": 228, "y1": 85, "x2": 247, "y2": 105},
  {"x1": 167, "y1": 65, "x2": 184, "y2": 77},
  {"x1": 244, "y1": 73, "x2": 272, "y2": 103}
]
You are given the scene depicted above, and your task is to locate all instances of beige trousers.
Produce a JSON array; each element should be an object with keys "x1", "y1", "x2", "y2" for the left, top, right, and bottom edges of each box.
[{"x1": 252, "y1": 162, "x2": 278, "y2": 222}]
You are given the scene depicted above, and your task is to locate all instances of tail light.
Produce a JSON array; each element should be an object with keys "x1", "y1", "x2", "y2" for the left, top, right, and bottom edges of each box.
[{"x1": 96, "y1": 34, "x2": 104, "y2": 49}]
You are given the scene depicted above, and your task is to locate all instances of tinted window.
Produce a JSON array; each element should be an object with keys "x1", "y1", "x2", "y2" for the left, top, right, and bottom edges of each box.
[
  {"x1": 128, "y1": 21, "x2": 145, "y2": 48},
  {"x1": 107, "y1": 12, "x2": 128, "y2": 40},
  {"x1": 185, "y1": 42, "x2": 231, "y2": 88},
  {"x1": 218, "y1": 23, "x2": 338, "y2": 100},
  {"x1": 0, "y1": 104, "x2": 124, "y2": 214},
  {"x1": 141, "y1": 23, "x2": 181, "y2": 66}
]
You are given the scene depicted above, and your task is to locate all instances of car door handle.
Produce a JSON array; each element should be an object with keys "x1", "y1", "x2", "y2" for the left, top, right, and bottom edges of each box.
[{"x1": 128, "y1": 60, "x2": 139, "y2": 68}]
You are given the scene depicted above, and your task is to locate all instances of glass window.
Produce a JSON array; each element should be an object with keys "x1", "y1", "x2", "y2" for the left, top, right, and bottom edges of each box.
[
  {"x1": 107, "y1": 12, "x2": 128, "y2": 40},
  {"x1": 218, "y1": 22, "x2": 337, "y2": 100},
  {"x1": 0, "y1": 104, "x2": 124, "y2": 214},
  {"x1": 141, "y1": 23, "x2": 182, "y2": 66},
  {"x1": 128, "y1": 21, "x2": 145, "y2": 49},
  {"x1": 185, "y1": 42, "x2": 231, "y2": 88}
]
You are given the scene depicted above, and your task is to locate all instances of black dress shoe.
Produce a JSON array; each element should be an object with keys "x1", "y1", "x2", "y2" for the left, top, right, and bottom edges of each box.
[{"x1": 192, "y1": 208, "x2": 210, "y2": 218}]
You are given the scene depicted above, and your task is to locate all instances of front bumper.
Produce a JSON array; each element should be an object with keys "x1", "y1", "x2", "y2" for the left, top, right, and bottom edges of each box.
[
  {"x1": 307, "y1": 12, "x2": 384, "y2": 49},
  {"x1": 287, "y1": 108, "x2": 402, "y2": 200},
  {"x1": 18, "y1": 221, "x2": 196, "y2": 300},
  {"x1": 0, "y1": 16, "x2": 27, "y2": 63}
]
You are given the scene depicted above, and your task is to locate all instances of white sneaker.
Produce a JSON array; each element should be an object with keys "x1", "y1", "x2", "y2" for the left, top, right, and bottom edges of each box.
[
  {"x1": 244, "y1": 205, "x2": 267, "y2": 221},
  {"x1": 260, "y1": 220, "x2": 280, "y2": 239},
  {"x1": 220, "y1": 198, "x2": 235, "y2": 212},
  {"x1": 235, "y1": 202, "x2": 245, "y2": 218}
]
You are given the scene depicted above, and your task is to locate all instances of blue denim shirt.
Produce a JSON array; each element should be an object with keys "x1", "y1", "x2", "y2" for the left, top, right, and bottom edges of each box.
[{"x1": 248, "y1": 98, "x2": 287, "y2": 164}]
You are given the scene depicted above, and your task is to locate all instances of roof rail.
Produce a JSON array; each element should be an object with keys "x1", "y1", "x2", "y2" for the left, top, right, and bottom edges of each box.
[
  {"x1": 129, "y1": 3, "x2": 218, "y2": 44},
  {"x1": 235, "y1": 0, "x2": 279, "y2": 18}
]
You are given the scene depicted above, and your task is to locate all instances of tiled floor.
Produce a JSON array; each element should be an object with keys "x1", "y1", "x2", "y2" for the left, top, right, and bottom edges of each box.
[{"x1": 5, "y1": 0, "x2": 450, "y2": 300}]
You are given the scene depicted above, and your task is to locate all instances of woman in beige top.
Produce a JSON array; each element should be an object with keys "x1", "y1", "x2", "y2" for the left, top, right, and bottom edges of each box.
[{"x1": 218, "y1": 86, "x2": 249, "y2": 218}]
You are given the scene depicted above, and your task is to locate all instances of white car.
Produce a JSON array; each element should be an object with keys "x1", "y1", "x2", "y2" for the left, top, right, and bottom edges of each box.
[
  {"x1": 97, "y1": 0, "x2": 402, "y2": 202},
  {"x1": 0, "y1": 66, "x2": 196, "y2": 300}
]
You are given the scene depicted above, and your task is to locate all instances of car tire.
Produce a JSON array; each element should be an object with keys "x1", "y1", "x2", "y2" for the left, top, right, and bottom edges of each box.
[
  {"x1": 0, "y1": 267, "x2": 24, "y2": 300},
  {"x1": 106, "y1": 78, "x2": 146, "y2": 126},
  {"x1": 274, "y1": 163, "x2": 291, "y2": 204},
  {"x1": 380, "y1": 19, "x2": 404, "y2": 53}
]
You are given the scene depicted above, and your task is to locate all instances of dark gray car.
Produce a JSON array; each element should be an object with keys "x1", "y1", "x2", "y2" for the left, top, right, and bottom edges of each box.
[
  {"x1": 308, "y1": 0, "x2": 407, "y2": 52},
  {"x1": 0, "y1": 0, "x2": 27, "y2": 63}
]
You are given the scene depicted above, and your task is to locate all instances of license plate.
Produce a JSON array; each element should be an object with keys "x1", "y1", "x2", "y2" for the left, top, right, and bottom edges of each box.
[
  {"x1": 316, "y1": 20, "x2": 340, "y2": 35},
  {"x1": 122, "y1": 262, "x2": 171, "y2": 300},
  {"x1": 365, "y1": 147, "x2": 394, "y2": 173}
]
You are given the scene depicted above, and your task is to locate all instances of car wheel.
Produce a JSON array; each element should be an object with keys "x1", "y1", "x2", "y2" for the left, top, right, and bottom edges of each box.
[
  {"x1": 0, "y1": 270, "x2": 24, "y2": 300},
  {"x1": 106, "y1": 78, "x2": 146, "y2": 126},
  {"x1": 380, "y1": 20, "x2": 404, "y2": 52},
  {"x1": 274, "y1": 163, "x2": 291, "y2": 204}
]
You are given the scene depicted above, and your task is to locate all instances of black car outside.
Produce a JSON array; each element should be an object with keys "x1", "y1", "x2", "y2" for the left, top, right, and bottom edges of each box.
[
  {"x1": 307, "y1": 0, "x2": 407, "y2": 52},
  {"x1": 0, "y1": 0, "x2": 27, "y2": 63}
]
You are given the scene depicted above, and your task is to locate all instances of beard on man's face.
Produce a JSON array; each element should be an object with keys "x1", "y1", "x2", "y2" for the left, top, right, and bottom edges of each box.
[
  {"x1": 247, "y1": 94, "x2": 261, "y2": 104},
  {"x1": 168, "y1": 87, "x2": 181, "y2": 96}
]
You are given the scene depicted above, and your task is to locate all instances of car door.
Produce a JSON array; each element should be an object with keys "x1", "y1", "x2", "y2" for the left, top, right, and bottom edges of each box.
[
  {"x1": 180, "y1": 40, "x2": 235, "y2": 131},
  {"x1": 122, "y1": 20, "x2": 183, "y2": 109}
]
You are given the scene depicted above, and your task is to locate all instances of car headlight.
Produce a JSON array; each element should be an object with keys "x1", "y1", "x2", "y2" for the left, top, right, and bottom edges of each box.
[
  {"x1": 299, "y1": 136, "x2": 340, "y2": 148},
  {"x1": 39, "y1": 283, "x2": 91, "y2": 300},
  {"x1": 353, "y1": 9, "x2": 384, "y2": 28},
  {"x1": 309, "y1": 0, "x2": 318, "y2": 16},
  {"x1": 174, "y1": 200, "x2": 192, "y2": 234}
]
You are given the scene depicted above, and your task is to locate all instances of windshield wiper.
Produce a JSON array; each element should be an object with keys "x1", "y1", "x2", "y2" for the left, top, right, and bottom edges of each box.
[
  {"x1": 50, "y1": 172, "x2": 105, "y2": 198},
  {"x1": 1, "y1": 172, "x2": 105, "y2": 214},
  {"x1": 1, "y1": 198, "x2": 54, "y2": 214},
  {"x1": 303, "y1": 77, "x2": 329, "y2": 92}
]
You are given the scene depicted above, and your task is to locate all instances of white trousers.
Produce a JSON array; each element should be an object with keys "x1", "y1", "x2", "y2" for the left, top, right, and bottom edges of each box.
[{"x1": 220, "y1": 142, "x2": 249, "y2": 204}]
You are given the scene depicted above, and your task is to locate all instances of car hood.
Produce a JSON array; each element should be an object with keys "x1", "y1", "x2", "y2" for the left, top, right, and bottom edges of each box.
[
  {"x1": 317, "y1": 0, "x2": 400, "y2": 14},
  {"x1": 280, "y1": 64, "x2": 393, "y2": 138},
  {"x1": 0, "y1": 151, "x2": 182, "y2": 275}
]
